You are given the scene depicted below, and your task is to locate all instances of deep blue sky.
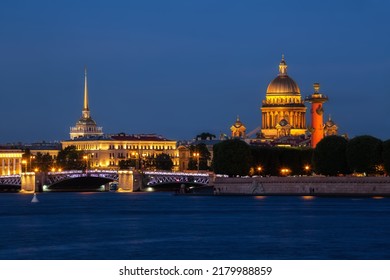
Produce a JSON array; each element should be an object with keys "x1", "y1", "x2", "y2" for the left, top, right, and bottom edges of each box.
[{"x1": 0, "y1": 0, "x2": 389, "y2": 143}]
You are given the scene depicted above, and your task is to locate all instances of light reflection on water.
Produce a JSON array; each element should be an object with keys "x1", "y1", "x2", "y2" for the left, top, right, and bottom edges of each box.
[{"x1": 0, "y1": 192, "x2": 390, "y2": 260}]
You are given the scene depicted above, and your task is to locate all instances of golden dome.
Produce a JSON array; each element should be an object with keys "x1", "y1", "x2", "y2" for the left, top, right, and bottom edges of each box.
[{"x1": 266, "y1": 56, "x2": 300, "y2": 95}]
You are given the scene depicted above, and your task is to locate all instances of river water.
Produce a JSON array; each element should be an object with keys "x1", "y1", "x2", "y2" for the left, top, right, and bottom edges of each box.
[{"x1": 0, "y1": 192, "x2": 389, "y2": 260}]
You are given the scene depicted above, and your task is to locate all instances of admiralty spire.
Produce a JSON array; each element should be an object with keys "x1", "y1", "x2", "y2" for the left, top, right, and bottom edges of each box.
[{"x1": 70, "y1": 67, "x2": 103, "y2": 139}]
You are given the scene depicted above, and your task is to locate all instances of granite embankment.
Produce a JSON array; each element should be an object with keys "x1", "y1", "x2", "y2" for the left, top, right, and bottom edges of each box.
[{"x1": 213, "y1": 176, "x2": 390, "y2": 196}]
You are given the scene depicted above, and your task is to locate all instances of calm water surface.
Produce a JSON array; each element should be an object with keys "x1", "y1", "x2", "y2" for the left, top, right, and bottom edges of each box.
[{"x1": 0, "y1": 192, "x2": 389, "y2": 260}]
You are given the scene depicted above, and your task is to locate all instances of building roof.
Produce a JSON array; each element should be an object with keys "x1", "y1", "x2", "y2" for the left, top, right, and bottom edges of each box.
[
  {"x1": 110, "y1": 133, "x2": 172, "y2": 141},
  {"x1": 266, "y1": 56, "x2": 300, "y2": 95},
  {"x1": 64, "y1": 133, "x2": 173, "y2": 142}
]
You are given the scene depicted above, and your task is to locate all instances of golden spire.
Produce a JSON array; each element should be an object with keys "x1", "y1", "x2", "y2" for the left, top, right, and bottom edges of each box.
[
  {"x1": 279, "y1": 54, "x2": 287, "y2": 76},
  {"x1": 82, "y1": 66, "x2": 90, "y2": 119},
  {"x1": 84, "y1": 66, "x2": 89, "y2": 111}
]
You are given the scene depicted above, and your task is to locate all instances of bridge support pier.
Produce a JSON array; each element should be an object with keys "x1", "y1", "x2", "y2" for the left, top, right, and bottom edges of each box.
[
  {"x1": 118, "y1": 170, "x2": 141, "y2": 192},
  {"x1": 20, "y1": 172, "x2": 36, "y2": 193}
]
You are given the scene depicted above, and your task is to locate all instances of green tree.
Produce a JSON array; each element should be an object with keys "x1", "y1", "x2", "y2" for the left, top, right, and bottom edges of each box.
[
  {"x1": 251, "y1": 146, "x2": 313, "y2": 176},
  {"x1": 34, "y1": 152, "x2": 53, "y2": 172},
  {"x1": 118, "y1": 159, "x2": 137, "y2": 170},
  {"x1": 57, "y1": 146, "x2": 85, "y2": 170},
  {"x1": 188, "y1": 143, "x2": 211, "y2": 170},
  {"x1": 212, "y1": 139, "x2": 252, "y2": 176},
  {"x1": 313, "y1": 135, "x2": 349, "y2": 176},
  {"x1": 21, "y1": 149, "x2": 31, "y2": 172},
  {"x1": 155, "y1": 153, "x2": 173, "y2": 171},
  {"x1": 346, "y1": 135, "x2": 382, "y2": 174},
  {"x1": 382, "y1": 140, "x2": 390, "y2": 174}
]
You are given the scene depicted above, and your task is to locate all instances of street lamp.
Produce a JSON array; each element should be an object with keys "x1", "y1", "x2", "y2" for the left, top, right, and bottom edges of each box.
[
  {"x1": 131, "y1": 152, "x2": 139, "y2": 170},
  {"x1": 21, "y1": 160, "x2": 27, "y2": 173},
  {"x1": 83, "y1": 155, "x2": 88, "y2": 171},
  {"x1": 193, "y1": 152, "x2": 200, "y2": 171},
  {"x1": 141, "y1": 153, "x2": 147, "y2": 170},
  {"x1": 257, "y1": 166, "x2": 263, "y2": 175},
  {"x1": 304, "y1": 165, "x2": 310, "y2": 174},
  {"x1": 30, "y1": 155, "x2": 35, "y2": 172},
  {"x1": 280, "y1": 168, "x2": 291, "y2": 176}
]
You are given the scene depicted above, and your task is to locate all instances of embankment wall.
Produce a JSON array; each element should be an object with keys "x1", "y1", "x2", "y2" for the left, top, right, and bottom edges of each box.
[{"x1": 213, "y1": 176, "x2": 390, "y2": 196}]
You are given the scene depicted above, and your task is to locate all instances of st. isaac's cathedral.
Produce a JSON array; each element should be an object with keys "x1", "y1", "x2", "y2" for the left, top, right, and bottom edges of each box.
[{"x1": 231, "y1": 55, "x2": 338, "y2": 148}]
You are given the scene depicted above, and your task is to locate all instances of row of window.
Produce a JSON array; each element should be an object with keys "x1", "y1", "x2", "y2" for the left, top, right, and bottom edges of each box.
[
  {"x1": 108, "y1": 152, "x2": 178, "y2": 159},
  {"x1": 108, "y1": 144, "x2": 175, "y2": 150}
]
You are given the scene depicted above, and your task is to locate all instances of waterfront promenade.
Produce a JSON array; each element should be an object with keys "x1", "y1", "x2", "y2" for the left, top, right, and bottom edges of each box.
[{"x1": 213, "y1": 176, "x2": 390, "y2": 196}]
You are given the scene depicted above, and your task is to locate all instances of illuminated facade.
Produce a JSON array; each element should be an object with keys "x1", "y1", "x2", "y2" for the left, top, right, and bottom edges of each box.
[
  {"x1": 324, "y1": 115, "x2": 338, "y2": 136},
  {"x1": 305, "y1": 83, "x2": 328, "y2": 147},
  {"x1": 70, "y1": 67, "x2": 103, "y2": 139},
  {"x1": 230, "y1": 116, "x2": 246, "y2": 138},
  {"x1": 261, "y1": 55, "x2": 307, "y2": 139},
  {"x1": 0, "y1": 150, "x2": 23, "y2": 175},
  {"x1": 62, "y1": 133, "x2": 179, "y2": 171}
]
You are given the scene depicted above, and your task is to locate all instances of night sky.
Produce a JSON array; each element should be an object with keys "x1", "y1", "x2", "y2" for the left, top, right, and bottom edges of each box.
[{"x1": 0, "y1": 0, "x2": 389, "y2": 143}]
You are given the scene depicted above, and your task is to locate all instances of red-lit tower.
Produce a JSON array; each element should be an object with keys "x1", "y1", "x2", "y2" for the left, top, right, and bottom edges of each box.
[{"x1": 305, "y1": 83, "x2": 328, "y2": 148}]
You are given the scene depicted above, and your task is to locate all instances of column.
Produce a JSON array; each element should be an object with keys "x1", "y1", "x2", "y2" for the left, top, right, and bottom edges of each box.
[
  {"x1": 297, "y1": 112, "x2": 301, "y2": 128},
  {"x1": 262, "y1": 113, "x2": 264, "y2": 128},
  {"x1": 7, "y1": 159, "x2": 10, "y2": 175},
  {"x1": 299, "y1": 113, "x2": 302, "y2": 128},
  {"x1": 18, "y1": 159, "x2": 22, "y2": 174},
  {"x1": 13, "y1": 158, "x2": 16, "y2": 175},
  {"x1": 1, "y1": 159, "x2": 4, "y2": 175}
]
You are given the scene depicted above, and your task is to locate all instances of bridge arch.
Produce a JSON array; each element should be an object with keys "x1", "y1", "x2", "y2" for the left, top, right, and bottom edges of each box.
[{"x1": 44, "y1": 170, "x2": 119, "y2": 192}]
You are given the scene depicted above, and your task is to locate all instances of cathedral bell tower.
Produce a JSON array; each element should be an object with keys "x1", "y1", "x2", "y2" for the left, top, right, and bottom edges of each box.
[{"x1": 305, "y1": 83, "x2": 328, "y2": 148}]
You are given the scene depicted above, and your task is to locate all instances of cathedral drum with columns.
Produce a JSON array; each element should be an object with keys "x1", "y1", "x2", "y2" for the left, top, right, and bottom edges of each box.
[{"x1": 260, "y1": 56, "x2": 307, "y2": 139}]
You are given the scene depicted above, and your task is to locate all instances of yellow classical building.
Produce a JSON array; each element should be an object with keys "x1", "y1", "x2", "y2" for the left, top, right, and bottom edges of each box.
[
  {"x1": 62, "y1": 133, "x2": 179, "y2": 171},
  {"x1": 260, "y1": 55, "x2": 307, "y2": 139},
  {"x1": 0, "y1": 149, "x2": 23, "y2": 175}
]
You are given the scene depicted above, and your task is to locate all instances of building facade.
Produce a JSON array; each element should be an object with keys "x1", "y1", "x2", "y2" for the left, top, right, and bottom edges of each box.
[
  {"x1": 324, "y1": 115, "x2": 338, "y2": 136},
  {"x1": 230, "y1": 116, "x2": 247, "y2": 138},
  {"x1": 62, "y1": 133, "x2": 179, "y2": 171},
  {"x1": 0, "y1": 149, "x2": 23, "y2": 175}
]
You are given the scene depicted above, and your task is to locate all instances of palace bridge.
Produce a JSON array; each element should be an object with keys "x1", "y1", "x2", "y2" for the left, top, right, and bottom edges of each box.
[{"x1": 0, "y1": 170, "x2": 212, "y2": 192}]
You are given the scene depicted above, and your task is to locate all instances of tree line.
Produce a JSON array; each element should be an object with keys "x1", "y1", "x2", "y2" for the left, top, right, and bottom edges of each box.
[{"x1": 212, "y1": 135, "x2": 390, "y2": 177}]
